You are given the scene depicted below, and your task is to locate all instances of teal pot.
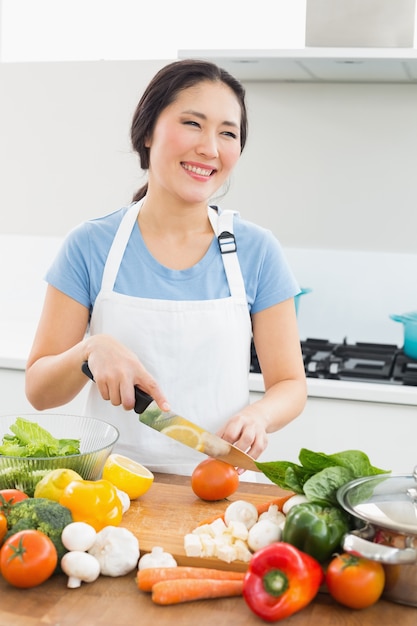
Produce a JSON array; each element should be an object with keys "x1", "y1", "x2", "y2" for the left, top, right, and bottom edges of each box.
[
  {"x1": 295, "y1": 288, "x2": 312, "y2": 316},
  {"x1": 390, "y1": 312, "x2": 417, "y2": 360}
]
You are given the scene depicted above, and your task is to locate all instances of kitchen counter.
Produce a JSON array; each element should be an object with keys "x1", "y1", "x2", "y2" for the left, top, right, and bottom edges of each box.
[{"x1": 0, "y1": 473, "x2": 415, "y2": 626}]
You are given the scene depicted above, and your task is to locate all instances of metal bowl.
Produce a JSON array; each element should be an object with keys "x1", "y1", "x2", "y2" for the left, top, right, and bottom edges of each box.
[
  {"x1": 337, "y1": 469, "x2": 417, "y2": 606},
  {"x1": 0, "y1": 413, "x2": 119, "y2": 496}
]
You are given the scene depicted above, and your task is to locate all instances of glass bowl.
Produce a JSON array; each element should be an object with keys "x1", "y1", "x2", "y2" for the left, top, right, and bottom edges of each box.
[{"x1": 0, "y1": 413, "x2": 119, "y2": 496}]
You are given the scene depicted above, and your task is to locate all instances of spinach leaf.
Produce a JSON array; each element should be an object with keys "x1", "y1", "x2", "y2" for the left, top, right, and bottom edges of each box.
[
  {"x1": 298, "y1": 448, "x2": 337, "y2": 472},
  {"x1": 299, "y1": 448, "x2": 389, "y2": 477},
  {"x1": 255, "y1": 460, "x2": 312, "y2": 493},
  {"x1": 284, "y1": 466, "x2": 312, "y2": 493},
  {"x1": 303, "y1": 466, "x2": 355, "y2": 506},
  {"x1": 255, "y1": 447, "x2": 390, "y2": 510},
  {"x1": 327, "y1": 450, "x2": 388, "y2": 477}
]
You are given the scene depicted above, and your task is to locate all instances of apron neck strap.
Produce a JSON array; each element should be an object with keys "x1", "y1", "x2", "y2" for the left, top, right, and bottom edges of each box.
[
  {"x1": 100, "y1": 201, "x2": 143, "y2": 290},
  {"x1": 208, "y1": 207, "x2": 247, "y2": 302}
]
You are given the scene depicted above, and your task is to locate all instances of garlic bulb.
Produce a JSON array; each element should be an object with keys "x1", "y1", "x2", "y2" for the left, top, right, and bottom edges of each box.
[{"x1": 138, "y1": 546, "x2": 178, "y2": 570}]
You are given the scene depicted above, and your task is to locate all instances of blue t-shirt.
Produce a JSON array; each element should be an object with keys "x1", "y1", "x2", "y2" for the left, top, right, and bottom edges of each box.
[{"x1": 46, "y1": 205, "x2": 300, "y2": 316}]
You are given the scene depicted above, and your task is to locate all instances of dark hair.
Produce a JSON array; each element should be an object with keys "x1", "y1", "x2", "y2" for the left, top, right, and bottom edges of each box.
[{"x1": 130, "y1": 58, "x2": 248, "y2": 202}]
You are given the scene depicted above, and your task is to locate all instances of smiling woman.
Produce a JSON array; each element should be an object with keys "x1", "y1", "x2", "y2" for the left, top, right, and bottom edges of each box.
[
  {"x1": 0, "y1": 0, "x2": 307, "y2": 62},
  {"x1": 23, "y1": 57, "x2": 307, "y2": 476}
]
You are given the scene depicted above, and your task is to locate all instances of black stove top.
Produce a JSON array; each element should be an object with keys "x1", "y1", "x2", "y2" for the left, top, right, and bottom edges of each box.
[{"x1": 250, "y1": 338, "x2": 417, "y2": 386}]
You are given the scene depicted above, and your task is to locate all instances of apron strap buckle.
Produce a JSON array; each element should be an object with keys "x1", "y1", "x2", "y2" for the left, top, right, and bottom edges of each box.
[{"x1": 218, "y1": 230, "x2": 237, "y2": 254}]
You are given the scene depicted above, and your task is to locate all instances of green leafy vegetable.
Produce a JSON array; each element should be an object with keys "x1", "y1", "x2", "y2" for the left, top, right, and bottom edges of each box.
[
  {"x1": 303, "y1": 466, "x2": 355, "y2": 506},
  {"x1": 326, "y1": 450, "x2": 386, "y2": 478},
  {"x1": 255, "y1": 448, "x2": 390, "y2": 507},
  {"x1": 0, "y1": 417, "x2": 80, "y2": 458},
  {"x1": 298, "y1": 449, "x2": 339, "y2": 473}
]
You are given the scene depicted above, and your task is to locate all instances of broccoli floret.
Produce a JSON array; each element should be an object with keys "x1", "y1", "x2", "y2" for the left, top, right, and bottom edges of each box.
[{"x1": 5, "y1": 498, "x2": 73, "y2": 565}]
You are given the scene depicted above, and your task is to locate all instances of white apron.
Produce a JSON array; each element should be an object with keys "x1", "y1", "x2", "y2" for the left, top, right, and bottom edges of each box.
[{"x1": 84, "y1": 200, "x2": 253, "y2": 475}]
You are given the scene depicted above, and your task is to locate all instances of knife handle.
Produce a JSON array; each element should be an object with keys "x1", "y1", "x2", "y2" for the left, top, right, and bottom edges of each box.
[
  {"x1": 81, "y1": 361, "x2": 95, "y2": 381},
  {"x1": 133, "y1": 387, "x2": 154, "y2": 414},
  {"x1": 81, "y1": 361, "x2": 154, "y2": 414}
]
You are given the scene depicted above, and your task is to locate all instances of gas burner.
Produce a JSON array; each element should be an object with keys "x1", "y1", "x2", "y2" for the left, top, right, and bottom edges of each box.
[
  {"x1": 392, "y1": 352, "x2": 417, "y2": 386},
  {"x1": 301, "y1": 339, "x2": 335, "y2": 378},
  {"x1": 250, "y1": 338, "x2": 417, "y2": 386},
  {"x1": 327, "y1": 342, "x2": 398, "y2": 381}
]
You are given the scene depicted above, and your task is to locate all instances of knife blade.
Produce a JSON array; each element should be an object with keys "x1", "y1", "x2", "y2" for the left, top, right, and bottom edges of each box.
[{"x1": 82, "y1": 362, "x2": 261, "y2": 473}]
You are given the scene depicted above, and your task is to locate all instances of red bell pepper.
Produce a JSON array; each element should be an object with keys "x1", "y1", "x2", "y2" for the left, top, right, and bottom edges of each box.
[{"x1": 243, "y1": 542, "x2": 324, "y2": 622}]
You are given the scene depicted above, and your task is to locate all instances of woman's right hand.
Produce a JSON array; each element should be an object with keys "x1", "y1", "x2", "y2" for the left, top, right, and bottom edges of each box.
[
  {"x1": 84, "y1": 333, "x2": 170, "y2": 413},
  {"x1": 26, "y1": 286, "x2": 170, "y2": 413}
]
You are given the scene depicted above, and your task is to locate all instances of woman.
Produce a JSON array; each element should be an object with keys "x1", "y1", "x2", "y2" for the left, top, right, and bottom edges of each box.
[{"x1": 25, "y1": 59, "x2": 307, "y2": 474}]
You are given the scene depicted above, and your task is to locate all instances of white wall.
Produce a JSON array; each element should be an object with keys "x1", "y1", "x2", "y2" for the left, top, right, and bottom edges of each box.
[
  {"x1": 1, "y1": 60, "x2": 417, "y2": 252},
  {"x1": 226, "y1": 80, "x2": 417, "y2": 254},
  {"x1": 1, "y1": 60, "x2": 416, "y2": 349},
  {"x1": 0, "y1": 60, "x2": 167, "y2": 236}
]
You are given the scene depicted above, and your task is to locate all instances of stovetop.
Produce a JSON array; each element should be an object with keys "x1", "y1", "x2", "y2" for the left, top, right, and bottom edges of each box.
[{"x1": 250, "y1": 338, "x2": 417, "y2": 387}]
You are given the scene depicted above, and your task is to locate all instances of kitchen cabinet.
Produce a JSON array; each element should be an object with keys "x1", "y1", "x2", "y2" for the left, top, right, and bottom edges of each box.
[
  {"x1": 0, "y1": 473, "x2": 416, "y2": 626},
  {"x1": 178, "y1": 48, "x2": 417, "y2": 83}
]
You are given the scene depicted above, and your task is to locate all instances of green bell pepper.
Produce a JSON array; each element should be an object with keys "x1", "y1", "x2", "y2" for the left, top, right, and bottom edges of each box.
[{"x1": 282, "y1": 502, "x2": 350, "y2": 563}]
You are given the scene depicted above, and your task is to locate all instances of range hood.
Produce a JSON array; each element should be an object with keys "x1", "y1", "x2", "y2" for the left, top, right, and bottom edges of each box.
[{"x1": 178, "y1": 48, "x2": 417, "y2": 83}]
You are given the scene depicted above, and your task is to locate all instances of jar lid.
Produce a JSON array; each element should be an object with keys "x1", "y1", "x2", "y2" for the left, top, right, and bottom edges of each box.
[{"x1": 337, "y1": 469, "x2": 417, "y2": 535}]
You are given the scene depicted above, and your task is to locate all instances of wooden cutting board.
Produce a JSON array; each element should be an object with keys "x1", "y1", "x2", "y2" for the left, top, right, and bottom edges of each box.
[{"x1": 120, "y1": 481, "x2": 291, "y2": 572}]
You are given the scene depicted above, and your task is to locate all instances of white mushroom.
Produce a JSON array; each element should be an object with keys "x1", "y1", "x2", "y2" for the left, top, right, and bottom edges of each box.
[
  {"x1": 61, "y1": 551, "x2": 101, "y2": 588},
  {"x1": 224, "y1": 500, "x2": 258, "y2": 530},
  {"x1": 61, "y1": 522, "x2": 97, "y2": 552},
  {"x1": 282, "y1": 494, "x2": 309, "y2": 515},
  {"x1": 247, "y1": 519, "x2": 282, "y2": 552}
]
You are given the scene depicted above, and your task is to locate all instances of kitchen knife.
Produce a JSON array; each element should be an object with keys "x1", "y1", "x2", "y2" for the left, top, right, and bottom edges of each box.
[{"x1": 82, "y1": 362, "x2": 261, "y2": 473}]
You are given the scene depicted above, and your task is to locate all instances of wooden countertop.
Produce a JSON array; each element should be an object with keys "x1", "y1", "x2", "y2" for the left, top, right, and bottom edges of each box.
[{"x1": 1, "y1": 473, "x2": 416, "y2": 626}]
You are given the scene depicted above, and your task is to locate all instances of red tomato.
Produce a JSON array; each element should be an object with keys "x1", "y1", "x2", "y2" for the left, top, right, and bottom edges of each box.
[
  {"x1": 0, "y1": 489, "x2": 29, "y2": 513},
  {"x1": 0, "y1": 529, "x2": 58, "y2": 588},
  {"x1": 191, "y1": 458, "x2": 239, "y2": 501},
  {"x1": 0, "y1": 513, "x2": 7, "y2": 545},
  {"x1": 325, "y1": 553, "x2": 385, "y2": 609}
]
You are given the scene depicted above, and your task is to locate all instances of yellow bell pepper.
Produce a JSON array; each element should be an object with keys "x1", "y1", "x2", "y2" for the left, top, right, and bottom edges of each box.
[{"x1": 59, "y1": 479, "x2": 123, "y2": 531}]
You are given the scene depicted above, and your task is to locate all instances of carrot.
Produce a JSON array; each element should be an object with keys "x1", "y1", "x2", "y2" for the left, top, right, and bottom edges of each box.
[
  {"x1": 137, "y1": 566, "x2": 245, "y2": 592},
  {"x1": 197, "y1": 512, "x2": 226, "y2": 526},
  {"x1": 151, "y1": 578, "x2": 244, "y2": 605},
  {"x1": 255, "y1": 494, "x2": 294, "y2": 517}
]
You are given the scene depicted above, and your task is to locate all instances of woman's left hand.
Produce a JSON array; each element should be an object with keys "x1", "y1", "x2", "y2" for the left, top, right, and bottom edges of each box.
[{"x1": 216, "y1": 405, "x2": 269, "y2": 461}]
